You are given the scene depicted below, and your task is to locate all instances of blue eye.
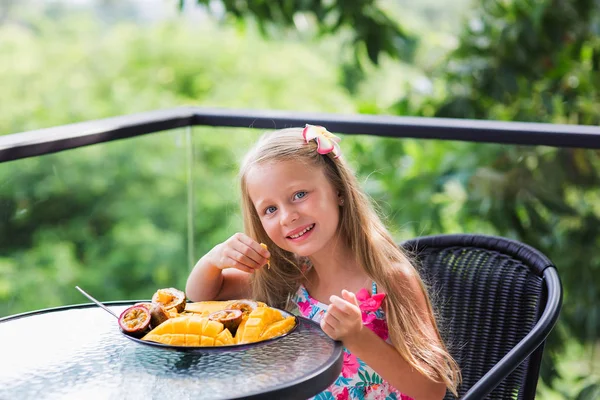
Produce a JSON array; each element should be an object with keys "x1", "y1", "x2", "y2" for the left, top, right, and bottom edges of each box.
[
  {"x1": 294, "y1": 191, "x2": 307, "y2": 200},
  {"x1": 265, "y1": 206, "x2": 277, "y2": 215}
]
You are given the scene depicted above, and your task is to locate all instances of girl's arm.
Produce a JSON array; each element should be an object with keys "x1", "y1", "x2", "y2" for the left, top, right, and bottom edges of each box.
[
  {"x1": 185, "y1": 233, "x2": 270, "y2": 302},
  {"x1": 343, "y1": 324, "x2": 447, "y2": 400},
  {"x1": 321, "y1": 269, "x2": 447, "y2": 399},
  {"x1": 185, "y1": 257, "x2": 252, "y2": 301}
]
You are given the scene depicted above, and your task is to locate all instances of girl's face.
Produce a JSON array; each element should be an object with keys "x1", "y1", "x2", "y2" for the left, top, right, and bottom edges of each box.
[{"x1": 246, "y1": 159, "x2": 341, "y2": 257}]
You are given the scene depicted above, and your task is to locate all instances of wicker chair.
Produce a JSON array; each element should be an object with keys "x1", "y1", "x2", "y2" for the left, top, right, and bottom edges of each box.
[{"x1": 401, "y1": 234, "x2": 562, "y2": 400}]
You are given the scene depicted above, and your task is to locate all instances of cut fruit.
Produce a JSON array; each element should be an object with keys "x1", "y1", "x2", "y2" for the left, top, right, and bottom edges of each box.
[
  {"x1": 184, "y1": 300, "x2": 236, "y2": 315},
  {"x1": 260, "y1": 243, "x2": 270, "y2": 269},
  {"x1": 151, "y1": 288, "x2": 186, "y2": 313},
  {"x1": 141, "y1": 315, "x2": 234, "y2": 346},
  {"x1": 134, "y1": 302, "x2": 153, "y2": 311},
  {"x1": 208, "y1": 309, "x2": 243, "y2": 334},
  {"x1": 229, "y1": 300, "x2": 259, "y2": 315},
  {"x1": 149, "y1": 304, "x2": 169, "y2": 329},
  {"x1": 260, "y1": 316, "x2": 296, "y2": 340},
  {"x1": 118, "y1": 305, "x2": 151, "y2": 337},
  {"x1": 235, "y1": 307, "x2": 284, "y2": 344},
  {"x1": 185, "y1": 299, "x2": 267, "y2": 316}
]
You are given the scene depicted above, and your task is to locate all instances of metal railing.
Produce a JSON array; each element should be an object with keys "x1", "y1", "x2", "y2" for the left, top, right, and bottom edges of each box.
[{"x1": 1, "y1": 107, "x2": 600, "y2": 162}]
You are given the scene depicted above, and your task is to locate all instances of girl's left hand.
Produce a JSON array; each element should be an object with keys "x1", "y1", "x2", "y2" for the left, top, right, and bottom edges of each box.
[{"x1": 320, "y1": 290, "x2": 363, "y2": 342}]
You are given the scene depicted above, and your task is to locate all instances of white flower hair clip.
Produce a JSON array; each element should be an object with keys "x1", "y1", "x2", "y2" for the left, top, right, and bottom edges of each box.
[{"x1": 302, "y1": 124, "x2": 342, "y2": 159}]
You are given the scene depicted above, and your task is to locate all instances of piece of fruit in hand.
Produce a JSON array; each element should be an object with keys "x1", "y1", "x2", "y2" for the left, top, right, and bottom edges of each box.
[{"x1": 260, "y1": 243, "x2": 270, "y2": 269}]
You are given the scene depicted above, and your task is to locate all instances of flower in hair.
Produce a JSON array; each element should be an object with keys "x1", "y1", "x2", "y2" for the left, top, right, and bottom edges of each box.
[{"x1": 302, "y1": 124, "x2": 342, "y2": 159}]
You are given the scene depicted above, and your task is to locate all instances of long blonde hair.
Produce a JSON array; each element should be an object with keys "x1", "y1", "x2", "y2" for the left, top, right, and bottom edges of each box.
[{"x1": 239, "y1": 128, "x2": 460, "y2": 396}]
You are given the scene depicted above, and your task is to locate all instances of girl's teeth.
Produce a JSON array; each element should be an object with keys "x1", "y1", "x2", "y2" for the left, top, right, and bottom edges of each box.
[{"x1": 290, "y1": 225, "x2": 313, "y2": 238}]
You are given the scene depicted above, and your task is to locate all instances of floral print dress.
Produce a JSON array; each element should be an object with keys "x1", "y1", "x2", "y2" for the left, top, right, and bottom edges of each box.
[{"x1": 290, "y1": 282, "x2": 413, "y2": 400}]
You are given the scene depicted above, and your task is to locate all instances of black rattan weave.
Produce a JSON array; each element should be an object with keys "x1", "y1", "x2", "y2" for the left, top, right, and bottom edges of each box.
[{"x1": 402, "y1": 234, "x2": 562, "y2": 400}]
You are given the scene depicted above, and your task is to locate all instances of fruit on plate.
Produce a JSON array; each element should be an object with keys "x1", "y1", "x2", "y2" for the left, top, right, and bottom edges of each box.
[
  {"x1": 149, "y1": 304, "x2": 170, "y2": 328},
  {"x1": 134, "y1": 302, "x2": 153, "y2": 310},
  {"x1": 208, "y1": 309, "x2": 244, "y2": 333},
  {"x1": 184, "y1": 300, "x2": 236, "y2": 315},
  {"x1": 235, "y1": 306, "x2": 286, "y2": 344},
  {"x1": 151, "y1": 287, "x2": 186, "y2": 313},
  {"x1": 229, "y1": 299, "x2": 260, "y2": 315},
  {"x1": 259, "y1": 316, "x2": 297, "y2": 340},
  {"x1": 123, "y1": 287, "x2": 296, "y2": 347},
  {"x1": 184, "y1": 299, "x2": 266, "y2": 315},
  {"x1": 141, "y1": 315, "x2": 234, "y2": 346},
  {"x1": 119, "y1": 305, "x2": 151, "y2": 337}
]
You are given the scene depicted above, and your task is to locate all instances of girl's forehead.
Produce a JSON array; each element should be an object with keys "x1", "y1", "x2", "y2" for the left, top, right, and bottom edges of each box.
[
  {"x1": 245, "y1": 160, "x2": 327, "y2": 198},
  {"x1": 247, "y1": 159, "x2": 319, "y2": 181}
]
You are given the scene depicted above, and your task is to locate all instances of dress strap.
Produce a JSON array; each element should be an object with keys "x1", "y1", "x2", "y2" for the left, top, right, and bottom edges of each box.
[{"x1": 372, "y1": 281, "x2": 377, "y2": 295}]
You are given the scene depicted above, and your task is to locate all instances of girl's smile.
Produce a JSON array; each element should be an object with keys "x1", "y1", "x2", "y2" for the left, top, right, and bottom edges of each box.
[
  {"x1": 246, "y1": 160, "x2": 341, "y2": 257},
  {"x1": 286, "y1": 223, "x2": 315, "y2": 241}
]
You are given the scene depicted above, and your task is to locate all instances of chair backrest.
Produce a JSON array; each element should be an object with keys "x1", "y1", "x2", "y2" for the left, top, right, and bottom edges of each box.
[{"x1": 402, "y1": 234, "x2": 562, "y2": 400}]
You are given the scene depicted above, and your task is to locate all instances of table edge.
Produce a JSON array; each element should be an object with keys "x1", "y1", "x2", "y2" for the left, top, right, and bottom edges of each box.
[
  {"x1": 1, "y1": 301, "x2": 345, "y2": 400},
  {"x1": 0, "y1": 300, "x2": 147, "y2": 323}
]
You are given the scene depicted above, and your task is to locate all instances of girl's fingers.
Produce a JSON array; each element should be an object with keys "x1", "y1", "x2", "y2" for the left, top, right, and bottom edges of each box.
[
  {"x1": 231, "y1": 262, "x2": 254, "y2": 274},
  {"x1": 217, "y1": 250, "x2": 257, "y2": 272},
  {"x1": 341, "y1": 290, "x2": 359, "y2": 307},
  {"x1": 320, "y1": 318, "x2": 337, "y2": 338},
  {"x1": 329, "y1": 295, "x2": 354, "y2": 317},
  {"x1": 230, "y1": 249, "x2": 263, "y2": 269},
  {"x1": 324, "y1": 309, "x2": 342, "y2": 326},
  {"x1": 232, "y1": 234, "x2": 271, "y2": 265}
]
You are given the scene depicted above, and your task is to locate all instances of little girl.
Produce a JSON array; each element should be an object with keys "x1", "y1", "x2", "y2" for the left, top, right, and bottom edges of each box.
[{"x1": 186, "y1": 125, "x2": 461, "y2": 399}]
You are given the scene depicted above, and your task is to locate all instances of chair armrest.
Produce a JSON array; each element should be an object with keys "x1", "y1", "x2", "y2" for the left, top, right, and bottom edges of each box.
[{"x1": 461, "y1": 267, "x2": 562, "y2": 399}]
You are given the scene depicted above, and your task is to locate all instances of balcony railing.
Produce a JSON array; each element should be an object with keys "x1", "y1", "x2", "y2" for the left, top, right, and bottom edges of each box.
[{"x1": 1, "y1": 107, "x2": 600, "y2": 162}]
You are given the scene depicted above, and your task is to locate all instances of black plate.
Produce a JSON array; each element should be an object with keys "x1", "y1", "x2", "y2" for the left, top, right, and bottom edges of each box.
[{"x1": 120, "y1": 308, "x2": 298, "y2": 352}]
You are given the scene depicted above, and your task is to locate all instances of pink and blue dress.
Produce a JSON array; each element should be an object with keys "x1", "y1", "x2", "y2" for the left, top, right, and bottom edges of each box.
[{"x1": 290, "y1": 282, "x2": 413, "y2": 400}]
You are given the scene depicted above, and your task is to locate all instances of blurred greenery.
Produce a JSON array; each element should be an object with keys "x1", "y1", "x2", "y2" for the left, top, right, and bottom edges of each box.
[{"x1": 0, "y1": 0, "x2": 599, "y2": 398}]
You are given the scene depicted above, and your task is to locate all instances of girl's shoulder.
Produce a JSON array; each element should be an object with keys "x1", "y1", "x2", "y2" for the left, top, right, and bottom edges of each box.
[{"x1": 385, "y1": 261, "x2": 424, "y2": 292}]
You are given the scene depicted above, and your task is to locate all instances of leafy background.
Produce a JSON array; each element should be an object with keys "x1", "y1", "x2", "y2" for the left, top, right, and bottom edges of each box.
[{"x1": 0, "y1": 0, "x2": 598, "y2": 398}]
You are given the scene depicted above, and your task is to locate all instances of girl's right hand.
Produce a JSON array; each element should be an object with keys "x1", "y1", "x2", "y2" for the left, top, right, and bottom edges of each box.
[{"x1": 206, "y1": 233, "x2": 271, "y2": 273}]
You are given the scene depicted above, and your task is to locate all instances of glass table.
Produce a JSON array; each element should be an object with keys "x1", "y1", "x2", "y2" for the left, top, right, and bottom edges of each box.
[{"x1": 0, "y1": 302, "x2": 344, "y2": 400}]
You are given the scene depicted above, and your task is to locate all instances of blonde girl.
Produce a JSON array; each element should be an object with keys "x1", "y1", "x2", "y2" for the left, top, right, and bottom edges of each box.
[{"x1": 186, "y1": 126, "x2": 461, "y2": 399}]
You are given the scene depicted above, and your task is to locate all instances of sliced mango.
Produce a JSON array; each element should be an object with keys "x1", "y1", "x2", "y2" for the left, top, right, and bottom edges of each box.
[
  {"x1": 260, "y1": 243, "x2": 270, "y2": 269},
  {"x1": 140, "y1": 306, "x2": 291, "y2": 346},
  {"x1": 235, "y1": 307, "x2": 284, "y2": 344},
  {"x1": 260, "y1": 316, "x2": 296, "y2": 340},
  {"x1": 185, "y1": 301, "x2": 236, "y2": 315},
  {"x1": 215, "y1": 328, "x2": 234, "y2": 346},
  {"x1": 185, "y1": 300, "x2": 268, "y2": 315},
  {"x1": 142, "y1": 315, "x2": 225, "y2": 345},
  {"x1": 185, "y1": 334, "x2": 200, "y2": 346}
]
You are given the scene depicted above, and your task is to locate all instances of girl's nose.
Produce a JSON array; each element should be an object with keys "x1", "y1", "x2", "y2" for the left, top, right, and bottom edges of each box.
[{"x1": 280, "y1": 207, "x2": 299, "y2": 226}]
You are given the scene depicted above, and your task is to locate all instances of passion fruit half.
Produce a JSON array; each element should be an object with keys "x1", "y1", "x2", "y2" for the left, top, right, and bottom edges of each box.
[
  {"x1": 134, "y1": 302, "x2": 153, "y2": 311},
  {"x1": 151, "y1": 287, "x2": 186, "y2": 313},
  {"x1": 149, "y1": 303, "x2": 170, "y2": 329},
  {"x1": 208, "y1": 309, "x2": 244, "y2": 334},
  {"x1": 229, "y1": 300, "x2": 259, "y2": 315},
  {"x1": 118, "y1": 305, "x2": 151, "y2": 337}
]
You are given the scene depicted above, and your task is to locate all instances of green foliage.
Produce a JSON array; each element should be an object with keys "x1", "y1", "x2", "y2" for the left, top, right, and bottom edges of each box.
[
  {"x1": 384, "y1": 0, "x2": 600, "y2": 395},
  {"x1": 185, "y1": 0, "x2": 418, "y2": 94},
  {"x1": 186, "y1": 0, "x2": 417, "y2": 65},
  {"x1": 428, "y1": 0, "x2": 600, "y2": 392}
]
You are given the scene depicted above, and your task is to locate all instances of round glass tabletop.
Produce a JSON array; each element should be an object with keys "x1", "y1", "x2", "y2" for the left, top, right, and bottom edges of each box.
[{"x1": 0, "y1": 302, "x2": 343, "y2": 400}]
